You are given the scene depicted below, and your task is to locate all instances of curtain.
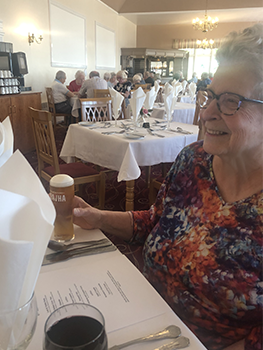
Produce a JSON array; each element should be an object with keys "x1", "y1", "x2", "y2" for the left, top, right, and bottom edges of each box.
[{"x1": 173, "y1": 38, "x2": 222, "y2": 49}]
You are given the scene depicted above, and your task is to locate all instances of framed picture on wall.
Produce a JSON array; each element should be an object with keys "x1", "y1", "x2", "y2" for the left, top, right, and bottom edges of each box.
[
  {"x1": 95, "y1": 22, "x2": 116, "y2": 70},
  {"x1": 49, "y1": 0, "x2": 87, "y2": 68}
]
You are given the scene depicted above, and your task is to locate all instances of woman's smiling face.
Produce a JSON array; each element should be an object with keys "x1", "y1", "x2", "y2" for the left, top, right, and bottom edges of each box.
[{"x1": 201, "y1": 63, "x2": 263, "y2": 160}]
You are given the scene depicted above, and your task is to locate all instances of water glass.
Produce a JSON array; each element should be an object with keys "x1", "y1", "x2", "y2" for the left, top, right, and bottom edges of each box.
[
  {"x1": 43, "y1": 303, "x2": 108, "y2": 350},
  {"x1": 0, "y1": 293, "x2": 38, "y2": 350}
]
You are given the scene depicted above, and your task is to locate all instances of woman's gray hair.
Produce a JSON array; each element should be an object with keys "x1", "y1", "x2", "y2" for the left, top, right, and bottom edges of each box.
[
  {"x1": 104, "y1": 72, "x2": 110, "y2": 81},
  {"x1": 75, "y1": 70, "x2": 85, "y2": 79},
  {"x1": 133, "y1": 74, "x2": 141, "y2": 83},
  {"x1": 55, "y1": 70, "x2": 66, "y2": 81},
  {"x1": 216, "y1": 23, "x2": 263, "y2": 99},
  {"x1": 116, "y1": 70, "x2": 127, "y2": 79}
]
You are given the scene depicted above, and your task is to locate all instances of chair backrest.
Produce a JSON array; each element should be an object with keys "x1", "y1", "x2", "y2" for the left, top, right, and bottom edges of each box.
[
  {"x1": 94, "y1": 89, "x2": 111, "y2": 98},
  {"x1": 133, "y1": 83, "x2": 151, "y2": 92},
  {"x1": 29, "y1": 107, "x2": 60, "y2": 176},
  {"x1": 79, "y1": 97, "x2": 112, "y2": 122},
  {"x1": 45, "y1": 87, "x2": 57, "y2": 116}
]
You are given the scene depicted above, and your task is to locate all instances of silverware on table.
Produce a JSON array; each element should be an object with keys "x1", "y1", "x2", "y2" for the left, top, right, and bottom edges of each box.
[
  {"x1": 169, "y1": 127, "x2": 193, "y2": 135},
  {"x1": 154, "y1": 336, "x2": 190, "y2": 350},
  {"x1": 108, "y1": 325, "x2": 181, "y2": 350},
  {"x1": 48, "y1": 238, "x2": 109, "y2": 252},
  {"x1": 101, "y1": 130, "x2": 125, "y2": 135},
  {"x1": 147, "y1": 128, "x2": 165, "y2": 138},
  {"x1": 42, "y1": 243, "x2": 117, "y2": 265}
]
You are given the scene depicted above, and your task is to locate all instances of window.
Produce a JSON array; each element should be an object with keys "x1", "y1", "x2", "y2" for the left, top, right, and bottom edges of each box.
[{"x1": 184, "y1": 48, "x2": 218, "y2": 80}]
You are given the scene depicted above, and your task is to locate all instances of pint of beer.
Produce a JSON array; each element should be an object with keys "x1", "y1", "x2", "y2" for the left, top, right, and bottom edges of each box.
[{"x1": 50, "y1": 174, "x2": 75, "y2": 242}]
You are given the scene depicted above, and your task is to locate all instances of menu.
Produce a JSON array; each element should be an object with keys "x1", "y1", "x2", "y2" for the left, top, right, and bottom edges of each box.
[{"x1": 28, "y1": 253, "x2": 170, "y2": 349}]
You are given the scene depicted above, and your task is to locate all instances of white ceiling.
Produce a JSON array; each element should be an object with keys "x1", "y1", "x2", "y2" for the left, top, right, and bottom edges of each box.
[
  {"x1": 121, "y1": 8, "x2": 263, "y2": 26},
  {"x1": 98, "y1": 0, "x2": 263, "y2": 26}
]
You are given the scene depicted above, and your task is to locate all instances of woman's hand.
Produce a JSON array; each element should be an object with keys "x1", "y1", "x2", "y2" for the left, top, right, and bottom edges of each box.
[{"x1": 72, "y1": 196, "x2": 101, "y2": 230}]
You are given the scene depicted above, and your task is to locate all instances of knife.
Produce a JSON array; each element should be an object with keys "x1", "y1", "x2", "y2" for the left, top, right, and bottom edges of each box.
[{"x1": 42, "y1": 244, "x2": 117, "y2": 265}]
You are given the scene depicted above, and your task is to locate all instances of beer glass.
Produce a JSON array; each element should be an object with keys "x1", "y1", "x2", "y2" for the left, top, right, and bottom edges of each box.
[{"x1": 50, "y1": 174, "x2": 75, "y2": 242}]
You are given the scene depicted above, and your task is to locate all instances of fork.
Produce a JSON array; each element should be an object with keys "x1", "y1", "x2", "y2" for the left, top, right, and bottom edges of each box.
[{"x1": 147, "y1": 129, "x2": 165, "y2": 138}]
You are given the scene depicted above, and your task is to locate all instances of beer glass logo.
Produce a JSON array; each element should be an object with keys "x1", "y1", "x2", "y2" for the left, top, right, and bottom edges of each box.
[{"x1": 50, "y1": 193, "x2": 66, "y2": 202}]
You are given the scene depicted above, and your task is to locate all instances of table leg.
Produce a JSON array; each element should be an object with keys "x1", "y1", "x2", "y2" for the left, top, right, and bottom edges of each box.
[{"x1": 125, "y1": 180, "x2": 135, "y2": 211}]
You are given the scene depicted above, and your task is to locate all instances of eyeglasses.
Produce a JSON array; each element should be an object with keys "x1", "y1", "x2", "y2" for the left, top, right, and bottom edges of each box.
[{"x1": 200, "y1": 88, "x2": 263, "y2": 116}]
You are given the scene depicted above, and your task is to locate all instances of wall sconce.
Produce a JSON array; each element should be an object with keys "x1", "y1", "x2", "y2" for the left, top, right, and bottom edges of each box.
[{"x1": 28, "y1": 32, "x2": 43, "y2": 45}]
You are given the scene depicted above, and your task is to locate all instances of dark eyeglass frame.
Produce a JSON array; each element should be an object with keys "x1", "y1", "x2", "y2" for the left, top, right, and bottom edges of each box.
[{"x1": 200, "y1": 88, "x2": 263, "y2": 116}]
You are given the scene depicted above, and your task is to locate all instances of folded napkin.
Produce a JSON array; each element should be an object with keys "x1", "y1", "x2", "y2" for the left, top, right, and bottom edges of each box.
[
  {"x1": 144, "y1": 86, "x2": 157, "y2": 110},
  {"x1": 154, "y1": 80, "x2": 160, "y2": 94},
  {"x1": 0, "y1": 116, "x2": 14, "y2": 168},
  {"x1": 189, "y1": 82, "x2": 197, "y2": 100},
  {"x1": 0, "y1": 150, "x2": 55, "y2": 347},
  {"x1": 173, "y1": 84, "x2": 183, "y2": 99},
  {"x1": 181, "y1": 80, "x2": 188, "y2": 94},
  {"x1": 163, "y1": 83, "x2": 177, "y2": 122},
  {"x1": 171, "y1": 79, "x2": 179, "y2": 87},
  {"x1": 129, "y1": 87, "x2": 146, "y2": 122},
  {"x1": 109, "y1": 88, "x2": 124, "y2": 119}
]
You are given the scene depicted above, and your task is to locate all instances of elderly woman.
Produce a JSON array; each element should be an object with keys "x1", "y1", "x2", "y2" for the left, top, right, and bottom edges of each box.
[
  {"x1": 114, "y1": 70, "x2": 131, "y2": 97},
  {"x1": 68, "y1": 70, "x2": 85, "y2": 93},
  {"x1": 73, "y1": 24, "x2": 263, "y2": 350},
  {"x1": 132, "y1": 73, "x2": 142, "y2": 88}
]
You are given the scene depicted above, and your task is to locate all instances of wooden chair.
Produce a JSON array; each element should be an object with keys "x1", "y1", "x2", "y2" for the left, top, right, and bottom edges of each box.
[
  {"x1": 45, "y1": 87, "x2": 72, "y2": 130},
  {"x1": 94, "y1": 89, "x2": 128, "y2": 119},
  {"x1": 79, "y1": 97, "x2": 112, "y2": 122},
  {"x1": 29, "y1": 107, "x2": 105, "y2": 209},
  {"x1": 133, "y1": 83, "x2": 152, "y2": 93},
  {"x1": 94, "y1": 89, "x2": 110, "y2": 98}
]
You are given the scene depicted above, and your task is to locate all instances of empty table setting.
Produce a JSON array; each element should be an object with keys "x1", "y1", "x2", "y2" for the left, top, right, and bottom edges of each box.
[
  {"x1": 27, "y1": 225, "x2": 207, "y2": 350},
  {"x1": 151, "y1": 102, "x2": 196, "y2": 125},
  {"x1": 60, "y1": 119, "x2": 198, "y2": 210}
]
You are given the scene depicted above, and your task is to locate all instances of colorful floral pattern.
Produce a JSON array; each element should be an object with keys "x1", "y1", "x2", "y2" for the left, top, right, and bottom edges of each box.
[{"x1": 131, "y1": 141, "x2": 263, "y2": 350}]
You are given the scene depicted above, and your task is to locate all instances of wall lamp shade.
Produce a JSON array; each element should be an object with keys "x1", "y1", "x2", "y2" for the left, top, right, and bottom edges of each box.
[{"x1": 28, "y1": 32, "x2": 43, "y2": 45}]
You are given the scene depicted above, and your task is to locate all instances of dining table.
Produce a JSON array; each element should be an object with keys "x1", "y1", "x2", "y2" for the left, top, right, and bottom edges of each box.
[
  {"x1": 60, "y1": 119, "x2": 198, "y2": 210},
  {"x1": 27, "y1": 225, "x2": 207, "y2": 350},
  {"x1": 151, "y1": 102, "x2": 196, "y2": 124}
]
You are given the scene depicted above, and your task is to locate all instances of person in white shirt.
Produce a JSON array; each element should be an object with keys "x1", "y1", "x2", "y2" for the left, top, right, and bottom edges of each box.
[
  {"x1": 79, "y1": 71, "x2": 107, "y2": 98},
  {"x1": 51, "y1": 70, "x2": 74, "y2": 115}
]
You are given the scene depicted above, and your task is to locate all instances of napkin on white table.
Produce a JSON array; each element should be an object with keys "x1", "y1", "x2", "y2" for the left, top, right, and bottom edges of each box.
[
  {"x1": 189, "y1": 82, "x2": 197, "y2": 101},
  {"x1": 144, "y1": 86, "x2": 157, "y2": 110},
  {"x1": 154, "y1": 80, "x2": 160, "y2": 94},
  {"x1": 129, "y1": 87, "x2": 146, "y2": 122},
  {"x1": 163, "y1": 83, "x2": 177, "y2": 122},
  {"x1": 0, "y1": 150, "x2": 55, "y2": 347},
  {"x1": 181, "y1": 80, "x2": 188, "y2": 94},
  {"x1": 0, "y1": 116, "x2": 14, "y2": 168},
  {"x1": 173, "y1": 84, "x2": 183, "y2": 99},
  {"x1": 109, "y1": 88, "x2": 124, "y2": 119}
]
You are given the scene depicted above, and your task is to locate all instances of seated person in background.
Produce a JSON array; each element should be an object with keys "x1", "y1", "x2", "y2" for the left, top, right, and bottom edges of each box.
[
  {"x1": 209, "y1": 72, "x2": 214, "y2": 81},
  {"x1": 188, "y1": 72, "x2": 198, "y2": 84},
  {"x1": 103, "y1": 72, "x2": 110, "y2": 85},
  {"x1": 132, "y1": 74, "x2": 142, "y2": 87},
  {"x1": 68, "y1": 70, "x2": 85, "y2": 93},
  {"x1": 72, "y1": 24, "x2": 263, "y2": 350},
  {"x1": 196, "y1": 72, "x2": 212, "y2": 91},
  {"x1": 107, "y1": 72, "x2": 117, "y2": 88},
  {"x1": 79, "y1": 71, "x2": 107, "y2": 98},
  {"x1": 114, "y1": 70, "x2": 132, "y2": 106},
  {"x1": 51, "y1": 70, "x2": 75, "y2": 114},
  {"x1": 137, "y1": 72, "x2": 146, "y2": 84},
  {"x1": 144, "y1": 71, "x2": 154, "y2": 86},
  {"x1": 150, "y1": 71, "x2": 155, "y2": 80}
]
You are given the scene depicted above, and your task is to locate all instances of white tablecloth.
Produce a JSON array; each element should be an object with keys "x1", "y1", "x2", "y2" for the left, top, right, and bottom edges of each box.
[
  {"x1": 151, "y1": 102, "x2": 196, "y2": 124},
  {"x1": 70, "y1": 96, "x2": 81, "y2": 118},
  {"x1": 27, "y1": 226, "x2": 207, "y2": 350},
  {"x1": 60, "y1": 120, "x2": 198, "y2": 182},
  {"x1": 180, "y1": 95, "x2": 195, "y2": 104}
]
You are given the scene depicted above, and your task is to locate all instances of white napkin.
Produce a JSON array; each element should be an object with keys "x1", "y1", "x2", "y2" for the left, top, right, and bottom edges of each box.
[
  {"x1": 189, "y1": 82, "x2": 197, "y2": 100},
  {"x1": 0, "y1": 150, "x2": 55, "y2": 310},
  {"x1": 144, "y1": 86, "x2": 157, "y2": 110},
  {"x1": 173, "y1": 84, "x2": 183, "y2": 99},
  {"x1": 129, "y1": 87, "x2": 146, "y2": 121},
  {"x1": 171, "y1": 79, "x2": 179, "y2": 87},
  {"x1": 181, "y1": 80, "x2": 188, "y2": 94},
  {"x1": 163, "y1": 83, "x2": 177, "y2": 122},
  {"x1": 109, "y1": 88, "x2": 124, "y2": 119},
  {"x1": 154, "y1": 81, "x2": 160, "y2": 94},
  {"x1": 0, "y1": 116, "x2": 14, "y2": 168}
]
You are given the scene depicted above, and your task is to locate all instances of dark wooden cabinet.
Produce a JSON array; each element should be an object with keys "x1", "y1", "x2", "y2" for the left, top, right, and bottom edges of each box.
[{"x1": 0, "y1": 92, "x2": 41, "y2": 153}]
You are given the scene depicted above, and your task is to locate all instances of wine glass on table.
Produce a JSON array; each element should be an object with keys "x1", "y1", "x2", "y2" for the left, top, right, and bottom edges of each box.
[{"x1": 43, "y1": 303, "x2": 107, "y2": 350}]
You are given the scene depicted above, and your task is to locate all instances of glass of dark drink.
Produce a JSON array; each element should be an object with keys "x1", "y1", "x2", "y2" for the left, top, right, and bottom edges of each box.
[{"x1": 43, "y1": 303, "x2": 108, "y2": 350}]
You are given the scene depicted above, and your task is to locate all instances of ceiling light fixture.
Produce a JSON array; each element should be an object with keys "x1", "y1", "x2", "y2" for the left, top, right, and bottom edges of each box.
[
  {"x1": 192, "y1": 0, "x2": 218, "y2": 32},
  {"x1": 196, "y1": 38, "x2": 214, "y2": 49}
]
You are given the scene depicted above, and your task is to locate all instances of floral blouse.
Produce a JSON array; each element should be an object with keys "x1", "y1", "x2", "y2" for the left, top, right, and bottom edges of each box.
[{"x1": 131, "y1": 141, "x2": 263, "y2": 350}]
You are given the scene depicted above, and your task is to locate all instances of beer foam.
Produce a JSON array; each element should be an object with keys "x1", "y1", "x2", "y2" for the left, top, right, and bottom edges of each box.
[{"x1": 50, "y1": 174, "x2": 74, "y2": 188}]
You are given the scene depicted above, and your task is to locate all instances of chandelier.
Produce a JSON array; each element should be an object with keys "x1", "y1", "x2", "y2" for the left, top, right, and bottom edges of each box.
[
  {"x1": 192, "y1": 0, "x2": 218, "y2": 32},
  {"x1": 196, "y1": 38, "x2": 214, "y2": 49}
]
